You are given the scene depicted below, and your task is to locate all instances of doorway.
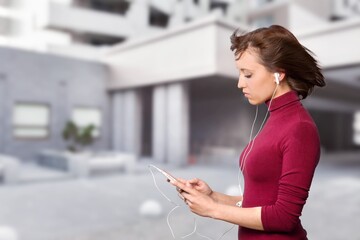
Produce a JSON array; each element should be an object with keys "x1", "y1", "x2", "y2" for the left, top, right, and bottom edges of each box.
[{"x1": 141, "y1": 86, "x2": 153, "y2": 158}]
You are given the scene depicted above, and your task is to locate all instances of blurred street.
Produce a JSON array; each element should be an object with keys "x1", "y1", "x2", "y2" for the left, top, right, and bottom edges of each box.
[{"x1": 0, "y1": 153, "x2": 359, "y2": 240}]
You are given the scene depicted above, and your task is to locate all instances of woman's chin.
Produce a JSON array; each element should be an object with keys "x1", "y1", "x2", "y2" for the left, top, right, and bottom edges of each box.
[
  {"x1": 247, "y1": 99, "x2": 259, "y2": 105},
  {"x1": 247, "y1": 97, "x2": 265, "y2": 106}
]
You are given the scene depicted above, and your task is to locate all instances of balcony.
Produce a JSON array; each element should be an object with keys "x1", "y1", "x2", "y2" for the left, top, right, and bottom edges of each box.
[{"x1": 37, "y1": 2, "x2": 133, "y2": 39}]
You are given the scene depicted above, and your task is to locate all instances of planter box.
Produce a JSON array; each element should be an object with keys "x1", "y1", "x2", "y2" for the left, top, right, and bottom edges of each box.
[
  {"x1": 38, "y1": 150, "x2": 136, "y2": 177},
  {"x1": 0, "y1": 154, "x2": 20, "y2": 184}
]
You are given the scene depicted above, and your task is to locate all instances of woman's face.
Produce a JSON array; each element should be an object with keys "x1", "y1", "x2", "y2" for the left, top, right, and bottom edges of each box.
[{"x1": 236, "y1": 49, "x2": 278, "y2": 105}]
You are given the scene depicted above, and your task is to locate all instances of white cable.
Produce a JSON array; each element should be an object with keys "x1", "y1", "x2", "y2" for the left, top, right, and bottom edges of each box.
[
  {"x1": 181, "y1": 218, "x2": 197, "y2": 239},
  {"x1": 148, "y1": 165, "x2": 236, "y2": 240},
  {"x1": 238, "y1": 84, "x2": 279, "y2": 196},
  {"x1": 167, "y1": 205, "x2": 181, "y2": 239},
  {"x1": 238, "y1": 105, "x2": 258, "y2": 193},
  {"x1": 148, "y1": 166, "x2": 177, "y2": 204},
  {"x1": 181, "y1": 218, "x2": 234, "y2": 240},
  {"x1": 148, "y1": 166, "x2": 180, "y2": 239},
  {"x1": 241, "y1": 85, "x2": 278, "y2": 171},
  {"x1": 149, "y1": 165, "x2": 205, "y2": 239},
  {"x1": 214, "y1": 224, "x2": 236, "y2": 240}
]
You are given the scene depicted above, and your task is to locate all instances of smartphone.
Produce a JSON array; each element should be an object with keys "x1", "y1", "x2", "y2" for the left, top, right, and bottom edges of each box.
[{"x1": 149, "y1": 164, "x2": 177, "y2": 183}]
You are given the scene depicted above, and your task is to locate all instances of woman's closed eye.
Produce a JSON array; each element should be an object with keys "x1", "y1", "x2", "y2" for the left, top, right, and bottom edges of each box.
[{"x1": 243, "y1": 74, "x2": 252, "y2": 79}]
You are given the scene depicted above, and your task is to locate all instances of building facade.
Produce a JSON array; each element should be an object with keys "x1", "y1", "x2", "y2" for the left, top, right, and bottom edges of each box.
[
  {"x1": 0, "y1": 0, "x2": 359, "y2": 165},
  {"x1": 0, "y1": 46, "x2": 111, "y2": 160}
]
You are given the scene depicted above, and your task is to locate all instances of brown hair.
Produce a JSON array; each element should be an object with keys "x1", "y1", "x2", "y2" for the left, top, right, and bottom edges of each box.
[{"x1": 230, "y1": 25, "x2": 325, "y2": 99}]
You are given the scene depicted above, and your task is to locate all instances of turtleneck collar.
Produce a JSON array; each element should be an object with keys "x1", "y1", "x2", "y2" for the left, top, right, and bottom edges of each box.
[{"x1": 265, "y1": 90, "x2": 300, "y2": 112}]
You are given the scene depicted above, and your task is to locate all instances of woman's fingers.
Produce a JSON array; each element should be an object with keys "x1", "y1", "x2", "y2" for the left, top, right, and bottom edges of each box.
[
  {"x1": 177, "y1": 178, "x2": 187, "y2": 183},
  {"x1": 181, "y1": 191, "x2": 194, "y2": 203},
  {"x1": 178, "y1": 193, "x2": 185, "y2": 201},
  {"x1": 188, "y1": 178, "x2": 200, "y2": 184},
  {"x1": 179, "y1": 193, "x2": 192, "y2": 206},
  {"x1": 172, "y1": 180, "x2": 195, "y2": 195}
]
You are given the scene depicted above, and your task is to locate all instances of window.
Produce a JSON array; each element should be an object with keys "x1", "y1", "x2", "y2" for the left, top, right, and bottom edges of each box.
[
  {"x1": 210, "y1": 1, "x2": 228, "y2": 15},
  {"x1": 89, "y1": 0, "x2": 130, "y2": 15},
  {"x1": 251, "y1": 15, "x2": 274, "y2": 28},
  {"x1": 13, "y1": 103, "x2": 50, "y2": 139},
  {"x1": 251, "y1": 0, "x2": 274, "y2": 8},
  {"x1": 72, "y1": 107, "x2": 102, "y2": 137},
  {"x1": 353, "y1": 111, "x2": 360, "y2": 145},
  {"x1": 331, "y1": 0, "x2": 360, "y2": 20},
  {"x1": 149, "y1": 7, "x2": 169, "y2": 28}
]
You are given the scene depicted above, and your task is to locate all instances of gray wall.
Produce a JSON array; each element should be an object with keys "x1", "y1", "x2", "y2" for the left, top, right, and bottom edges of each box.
[
  {"x1": 0, "y1": 47, "x2": 111, "y2": 161},
  {"x1": 189, "y1": 76, "x2": 360, "y2": 166},
  {"x1": 191, "y1": 96, "x2": 252, "y2": 152},
  {"x1": 189, "y1": 77, "x2": 263, "y2": 165},
  {"x1": 310, "y1": 110, "x2": 358, "y2": 152}
]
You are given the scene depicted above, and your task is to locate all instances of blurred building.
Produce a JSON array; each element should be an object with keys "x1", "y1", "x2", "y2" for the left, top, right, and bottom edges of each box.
[{"x1": 0, "y1": 0, "x2": 359, "y2": 165}]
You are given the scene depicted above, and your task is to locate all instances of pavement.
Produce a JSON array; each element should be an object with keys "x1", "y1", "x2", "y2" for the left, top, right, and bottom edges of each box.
[{"x1": 0, "y1": 154, "x2": 359, "y2": 240}]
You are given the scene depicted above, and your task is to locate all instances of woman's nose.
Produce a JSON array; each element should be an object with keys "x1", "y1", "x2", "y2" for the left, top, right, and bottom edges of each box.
[{"x1": 237, "y1": 77, "x2": 245, "y2": 89}]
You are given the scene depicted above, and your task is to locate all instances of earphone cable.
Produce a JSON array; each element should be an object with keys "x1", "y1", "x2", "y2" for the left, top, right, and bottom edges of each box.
[
  {"x1": 148, "y1": 165, "x2": 236, "y2": 240},
  {"x1": 238, "y1": 84, "x2": 279, "y2": 195}
]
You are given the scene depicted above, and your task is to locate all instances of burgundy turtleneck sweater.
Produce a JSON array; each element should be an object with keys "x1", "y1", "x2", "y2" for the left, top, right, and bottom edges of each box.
[{"x1": 238, "y1": 90, "x2": 320, "y2": 240}]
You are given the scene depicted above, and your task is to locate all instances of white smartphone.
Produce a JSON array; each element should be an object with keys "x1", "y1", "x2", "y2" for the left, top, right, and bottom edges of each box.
[{"x1": 149, "y1": 164, "x2": 177, "y2": 183}]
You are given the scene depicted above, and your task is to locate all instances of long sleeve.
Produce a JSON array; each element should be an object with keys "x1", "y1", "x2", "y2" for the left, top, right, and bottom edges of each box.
[{"x1": 261, "y1": 121, "x2": 320, "y2": 232}]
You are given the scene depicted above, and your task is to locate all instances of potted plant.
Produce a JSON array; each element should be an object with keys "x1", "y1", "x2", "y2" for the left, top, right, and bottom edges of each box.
[{"x1": 62, "y1": 120, "x2": 95, "y2": 153}]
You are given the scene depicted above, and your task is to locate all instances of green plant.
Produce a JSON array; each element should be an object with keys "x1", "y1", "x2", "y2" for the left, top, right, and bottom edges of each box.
[{"x1": 62, "y1": 120, "x2": 95, "y2": 152}]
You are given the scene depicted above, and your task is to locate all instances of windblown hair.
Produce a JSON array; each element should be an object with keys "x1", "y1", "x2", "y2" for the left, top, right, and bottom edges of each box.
[{"x1": 230, "y1": 25, "x2": 325, "y2": 99}]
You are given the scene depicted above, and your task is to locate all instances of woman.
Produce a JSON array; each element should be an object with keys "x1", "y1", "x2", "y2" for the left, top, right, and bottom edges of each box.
[{"x1": 171, "y1": 25, "x2": 326, "y2": 239}]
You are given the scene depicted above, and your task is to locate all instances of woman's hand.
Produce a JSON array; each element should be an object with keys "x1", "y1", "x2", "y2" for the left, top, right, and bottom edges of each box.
[
  {"x1": 171, "y1": 179, "x2": 218, "y2": 218},
  {"x1": 171, "y1": 178, "x2": 213, "y2": 197},
  {"x1": 187, "y1": 178, "x2": 213, "y2": 196}
]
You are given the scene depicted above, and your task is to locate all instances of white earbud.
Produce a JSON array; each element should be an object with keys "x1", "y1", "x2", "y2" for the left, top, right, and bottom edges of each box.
[{"x1": 274, "y1": 72, "x2": 280, "y2": 85}]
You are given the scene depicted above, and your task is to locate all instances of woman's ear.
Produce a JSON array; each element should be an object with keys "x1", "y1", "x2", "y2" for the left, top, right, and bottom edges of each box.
[
  {"x1": 275, "y1": 71, "x2": 286, "y2": 83},
  {"x1": 274, "y1": 73, "x2": 280, "y2": 85}
]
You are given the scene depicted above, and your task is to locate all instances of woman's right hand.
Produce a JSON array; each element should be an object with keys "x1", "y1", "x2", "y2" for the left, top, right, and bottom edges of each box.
[{"x1": 186, "y1": 178, "x2": 213, "y2": 196}]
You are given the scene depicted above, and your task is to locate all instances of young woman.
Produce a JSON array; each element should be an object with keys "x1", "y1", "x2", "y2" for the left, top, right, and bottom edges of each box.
[{"x1": 171, "y1": 25, "x2": 326, "y2": 239}]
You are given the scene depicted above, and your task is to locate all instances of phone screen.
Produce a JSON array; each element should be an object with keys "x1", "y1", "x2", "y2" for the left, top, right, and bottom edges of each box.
[{"x1": 148, "y1": 164, "x2": 177, "y2": 182}]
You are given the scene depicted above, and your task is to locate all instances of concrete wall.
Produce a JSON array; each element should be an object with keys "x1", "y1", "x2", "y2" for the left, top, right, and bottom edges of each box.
[
  {"x1": 294, "y1": 0, "x2": 333, "y2": 20},
  {"x1": 103, "y1": 15, "x2": 238, "y2": 89},
  {"x1": 288, "y1": 4, "x2": 326, "y2": 31},
  {"x1": 189, "y1": 77, "x2": 268, "y2": 166},
  {"x1": 0, "y1": 46, "x2": 111, "y2": 161},
  {"x1": 216, "y1": 23, "x2": 242, "y2": 78},
  {"x1": 44, "y1": 2, "x2": 133, "y2": 37},
  {"x1": 191, "y1": 95, "x2": 249, "y2": 150},
  {"x1": 297, "y1": 18, "x2": 360, "y2": 68},
  {"x1": 310, "y1": 110, "x2": 358, "y2": 152}
]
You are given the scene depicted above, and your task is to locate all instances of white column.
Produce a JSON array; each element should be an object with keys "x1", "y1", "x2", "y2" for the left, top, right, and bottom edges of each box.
[
  {"x1": 168, "y1": 1, "x2": 186, "y2": 27},
  {"x1": 126, "y1": 0, "x2": 150, "y2": 36},
  {"x1": 226, "y1": 0, "x2": 248, "y2": 23},
  {"x1": 123, "y1": 90, "x2": 142, "y2": 156},
  {"x1": 112, "y1": 89, "x2": 142, "y2": 157},
  {"x1": 183, "y1": 0, "x2": 197, "y2": 20},
  {"x1": 112, "y1": 91, "x2": 124, "y2": 151},
  {"x1": 198, "y1": 0, "x2": 210, "y2": 16},
  {"x1": 166, "y1": 82, "x2": 189, "y2": 166},
  {"x1": 0, "y1": 78, "x2": 6, "y2": 153},
  {"x1": 152, "y1": 85, "x2": 167, "y2": 164}
]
